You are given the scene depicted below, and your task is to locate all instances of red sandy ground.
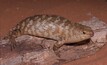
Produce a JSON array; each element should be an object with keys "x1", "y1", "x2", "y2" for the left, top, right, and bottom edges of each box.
[{"x1": 0, "y1": 0, "x2": 107, "y2": 65}]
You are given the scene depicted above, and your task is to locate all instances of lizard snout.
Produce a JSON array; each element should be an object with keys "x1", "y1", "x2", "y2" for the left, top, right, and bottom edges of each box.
[{"x1": 90, "y1": 31, "x2": 94, "y2": 37}]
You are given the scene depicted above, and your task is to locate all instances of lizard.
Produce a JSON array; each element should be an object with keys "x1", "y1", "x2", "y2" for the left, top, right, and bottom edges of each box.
[{"x1": 3, "y1": 14, "x2": 94, "y2": 51}]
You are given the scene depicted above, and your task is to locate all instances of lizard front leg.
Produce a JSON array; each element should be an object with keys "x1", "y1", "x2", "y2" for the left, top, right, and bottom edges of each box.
[{"x1": 53, "y1": 41, "x2": 64, "y2": 51}]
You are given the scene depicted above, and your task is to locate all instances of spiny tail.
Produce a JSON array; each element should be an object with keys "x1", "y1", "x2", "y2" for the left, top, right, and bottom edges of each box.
[{"x1": 3, "y1": 30, "x2": 21, "y2": 50}]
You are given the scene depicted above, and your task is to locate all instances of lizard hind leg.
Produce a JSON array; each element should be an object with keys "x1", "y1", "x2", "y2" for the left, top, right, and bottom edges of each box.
[{"x1": 9, "y1": 37, "x2": 17, "y2": 51}]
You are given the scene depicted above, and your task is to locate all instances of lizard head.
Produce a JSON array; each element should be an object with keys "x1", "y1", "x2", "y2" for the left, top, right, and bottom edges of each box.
[{"x1": 69, "y1": 23, "x2": 94, "y2": 43}]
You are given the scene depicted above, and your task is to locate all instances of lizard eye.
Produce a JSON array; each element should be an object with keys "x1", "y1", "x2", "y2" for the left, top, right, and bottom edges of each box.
[{"x1": 83, "y1": 31, "x2": 86, "y2": 34}]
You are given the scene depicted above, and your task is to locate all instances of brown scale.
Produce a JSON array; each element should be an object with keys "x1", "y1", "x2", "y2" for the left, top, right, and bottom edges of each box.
[{"x1": 4, "y1": 15, "x2": 94, "y2": 51}]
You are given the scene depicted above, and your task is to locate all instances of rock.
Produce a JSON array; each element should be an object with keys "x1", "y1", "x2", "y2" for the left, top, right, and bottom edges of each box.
[{"x1": 0, "y1": 17, "x2": 107, "y2": 65}]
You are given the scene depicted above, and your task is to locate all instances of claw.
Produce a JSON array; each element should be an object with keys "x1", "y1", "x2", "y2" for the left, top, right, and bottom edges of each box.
[{"x1": 53, "y1": 41, "x2": 63, "y2": 51}]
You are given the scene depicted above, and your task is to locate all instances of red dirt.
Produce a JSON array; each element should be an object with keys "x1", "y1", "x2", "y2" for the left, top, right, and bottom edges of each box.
[{"x1": 0, "y1": 0, "x2": 107, "y2": 65}]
